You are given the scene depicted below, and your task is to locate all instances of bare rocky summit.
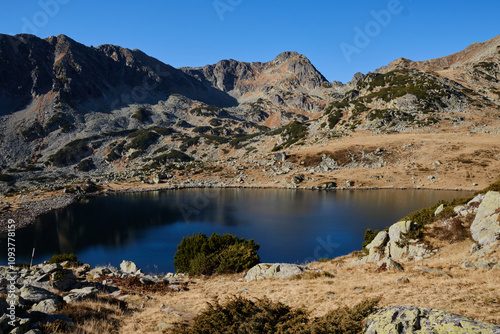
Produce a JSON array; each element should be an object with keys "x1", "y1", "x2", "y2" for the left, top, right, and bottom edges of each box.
[{"x1": 0, "y1": 33, "x2": 499, "y2": 197}]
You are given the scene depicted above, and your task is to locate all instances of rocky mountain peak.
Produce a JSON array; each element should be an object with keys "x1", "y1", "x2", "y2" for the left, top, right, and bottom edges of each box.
[{"x1": 271, "y1": 51, "x2": 300, "y2": 64}]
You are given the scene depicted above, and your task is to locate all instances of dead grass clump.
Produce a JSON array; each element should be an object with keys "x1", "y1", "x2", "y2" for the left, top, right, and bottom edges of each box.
[
  {"x1": 327, "y1": 149, "x2": 352, "y2": 167},
  {"x1": 97, "y1": 275, "x2": 189, "y2": 294},
  {"x1": 174, "y1": 296, "x2": 380, "y2": 334},
  {"x1": 292, "y1": 270, "x2": 335, "y2": 280},
  {"x1": 41, "y1": 295, "x2": 130, "y2": 334},
  {"x1": 288, "y1": 154, "x2": 323, "y2": 167},
  {"x1": 427, "y1": 215, "x2": 473, "y2": 244}
]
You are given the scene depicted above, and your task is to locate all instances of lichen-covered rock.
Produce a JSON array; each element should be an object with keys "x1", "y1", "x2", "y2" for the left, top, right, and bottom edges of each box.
[
  {"x1": 20, "y1": 285, "x2": 61, "y2": 305},
  {"x1": 245, "y1": 263, "x2": 306, "y2": 281},
  {"x1": 387, "y1": 221, "x2": 412, "y2": 259},
  {"x1": 366, "y1": 231, "x2": 389, "y2": 262},
  {"x1": 63, "y1": 287, "x2": 98, "y2": 303},
  {"x1": 31, "y1": 298, "x2": 60, "y2": 314},
  {"x1": 120, "y1": 260, "x2": 140, "y2": 275},
  {"x1": 376, "y1": 258, "x2": 404, "y2": 272},
  {"x1": 365, "y1": 306, "x2": 500, "y2": 334},
  {"x1": 471, "y1": 191, "x2": 500, "y2": 246}
]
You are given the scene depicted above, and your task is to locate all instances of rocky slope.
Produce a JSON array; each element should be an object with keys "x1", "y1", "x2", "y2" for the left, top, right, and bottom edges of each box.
[{"x1": 0, "y1": 33, "x2": 499, "y2": 197}]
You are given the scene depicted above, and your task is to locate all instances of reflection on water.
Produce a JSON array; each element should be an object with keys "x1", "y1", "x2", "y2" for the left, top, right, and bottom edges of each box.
[{"x1": 0, "y1": 189, "x2": 470, "y2": 273}]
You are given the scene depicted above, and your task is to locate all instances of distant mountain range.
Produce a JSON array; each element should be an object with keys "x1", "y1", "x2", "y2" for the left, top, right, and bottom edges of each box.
[{"x1": 0, "y1": 33, "x2": 498, "y2": 192}]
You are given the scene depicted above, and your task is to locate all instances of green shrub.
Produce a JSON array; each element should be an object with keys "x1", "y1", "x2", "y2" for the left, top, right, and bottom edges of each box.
[
  {"x1": 48, "y1": 253, "x2": 78, "y2": 264},
  {"x1": 176, "y1": 296, "x2": 380, "y2": 334},
  {"x1": 272, "y1": 121, "x2": 308, "y2": 151},
  {"x1": 131, "y1": 107, "x2": 150, "y2": 123},
  {"x1": 21, "y1": 121, "x2": 45, "y2": 141},
  {"x1": 0, "y1": 174, "x2": 14, "y2": 182},
  {"x1": 173, "y1": 233, "x2": 260, "y2": 276},
  {"x1": 193, "y1": 126, "x2": 212, "y2": 134},
  {"x1": 180, "y1": 136, "x2": 200, "y2": 151},
  {"x1": 397, "y1": 196, "x2": 473, "y2": 246},
  {"x1": 153, "y1": 150, "x2": 193, "y2": 164},
  {"x1": 475, "y1": 179, "x2": 500, "y2": 195},
  {"x1": 45, "y1": 113, "x2": 74, "y2": 133},
  {"x1": 76, "y1": 159, "x2": 95, "y2": 172},
  {"x1": 49, "y1": 139, "x2": 92, "y2": 167},
  {"x1": 362, "y1": 229, "x2": 379, "y2": 253},
  {"x1": 150, "y1": 126, "x2": 175, "y2": 136},
  {"x1": 126, "y1": 130, "x2": 160, "y2": 151},
  {"x1": 229, "y1": 133, "x2": 260, "y2": 149},
  {"x1": 328, "y1": 109, "x2": 343, "y2": 129}
]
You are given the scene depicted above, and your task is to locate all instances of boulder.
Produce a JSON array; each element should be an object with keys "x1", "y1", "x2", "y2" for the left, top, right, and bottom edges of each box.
[
  {"x1": 365, "y1": 231, "x2": 389, "y2": 262},
  {"x1": 376, "y1": 258, "x2": 404, "y2": 272},
  {"x1": 120, "y1": 261, "x2": 139, "y2": 274},
  {"x1": 434, "y1": 204, "x2": 445, "y2": 216},
  {"x1": 365, "y1": 306, "x2": 500, "y2": 334},
  {"x1": 51, "y1": 270, "x2": 78, "y2": 291},
  {"x1": 396, "y1": 277, "x2": 410, "y2": 284},
  {"x1": 42, "y1": 263, "x2": 62, "y2": 274},
  {"x1": 31, "y1": 298, "x2": 60, "y2": 314},
  {"x1": 386, "y1": 221, "x2": 412, "y2": 259},
  {"x1": 63, "y1": 287, "x2": 98, "y2": 303},
  {"x1": 20, "y1": 285, "x2": 61, "y2": 305},
  {"x1": 470, "y1": 191, "x2": 500, "y2": 246},
  {"x1": 245, "y1": 263, "x2": 306, "y2": 281}
]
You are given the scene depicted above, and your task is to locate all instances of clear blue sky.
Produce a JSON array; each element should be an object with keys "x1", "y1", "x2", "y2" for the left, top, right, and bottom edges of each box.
[{"x1": 1, "y1": 0, "x2": 499, "y2": 83}]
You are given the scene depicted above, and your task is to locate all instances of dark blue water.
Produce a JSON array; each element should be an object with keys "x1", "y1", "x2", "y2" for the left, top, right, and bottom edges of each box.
[{"x1": 0, "y1": 189, "x2": 470, "y2": 273}]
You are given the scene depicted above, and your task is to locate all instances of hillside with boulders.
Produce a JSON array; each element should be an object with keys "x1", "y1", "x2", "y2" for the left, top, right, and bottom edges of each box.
[
  {"x1": 0, "y1": 33, "x2": 499, "y2": 197},
  {"x1": 1, "y1": 182, "x2": 499, "y2": 333}
]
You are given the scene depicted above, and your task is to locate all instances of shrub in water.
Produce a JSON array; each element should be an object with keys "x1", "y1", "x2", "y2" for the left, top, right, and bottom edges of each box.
[{"x1": 173, "y1": 233, "x2": 260, "y2": 276}]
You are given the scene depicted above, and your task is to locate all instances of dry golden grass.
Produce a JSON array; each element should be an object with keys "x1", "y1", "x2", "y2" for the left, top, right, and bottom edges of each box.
[
  {"x1": 42, "y1": 294, "x2": 134, "y2": 334},
  {"x1": 112, "y1": 239, "x2": 499, "y2": 333}
]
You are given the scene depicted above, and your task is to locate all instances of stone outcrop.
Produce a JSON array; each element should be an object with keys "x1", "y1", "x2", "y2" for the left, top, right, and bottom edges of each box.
[
  {"x1": 0, "y1": 260, "x2": 186, "y2": 333},
  {"x1": 365, "y1": 306, "x2": 500, "y2": 334},
  {"x1": 245, "y1": 263, "x2": 308, "y2": 281},
  {"x1": 354, "y1": 220, "x2": 435, "y2": 266},
  {"x1": 470, "y1": 191, "x2": 500, "y2": 246}
]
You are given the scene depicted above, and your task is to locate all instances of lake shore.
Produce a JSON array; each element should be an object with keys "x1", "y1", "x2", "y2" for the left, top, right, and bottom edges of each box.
[{"x1": 0, "y1": 175, "x2": 475, "y2": 234}]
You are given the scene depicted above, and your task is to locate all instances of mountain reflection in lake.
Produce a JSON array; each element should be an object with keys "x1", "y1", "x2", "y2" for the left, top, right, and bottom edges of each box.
[{"x1": 0, "y1": 188, "x2": 471, "y2": 273}]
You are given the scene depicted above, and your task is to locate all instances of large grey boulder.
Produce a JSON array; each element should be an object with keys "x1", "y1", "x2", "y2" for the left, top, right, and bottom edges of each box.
[
  {"x1": 31, "y1": 298, "x2": 60, "y2": 314},
  {"x1": 365, "y1": 231, "x2": 389, "y2": 262},
  {"x1": 387, "y1": 221, "x2": 412, "y2": 259},
  {"x1": 42, "y1": 263, "x2": 62, "y2": 274},
  {"x1": 120, "y1": 260, "x2": 140, "y2": 275},
  {"x1": 63, "y1": 287, "x2": 98, "y2": 303},
  {"x1": 471, "y1": 191, "x2": 500, "y2": 246},
  {"x1": 365, "y1": 306, "x2": 500, "y2": 333},
  {"x1": 20, "y1": 285, "x2": 61, "y2": 305},
  {"x1": 51, "y1": 270, "x2": 78, "y2": 292},
  {"x1": 245, "y1": 263, "x2": 307, "y2": 281}
]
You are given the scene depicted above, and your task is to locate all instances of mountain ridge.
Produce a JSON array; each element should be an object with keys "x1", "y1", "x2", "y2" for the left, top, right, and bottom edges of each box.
[{"x1": 0, "y1": 33, "x2": 499, "y2": 195}]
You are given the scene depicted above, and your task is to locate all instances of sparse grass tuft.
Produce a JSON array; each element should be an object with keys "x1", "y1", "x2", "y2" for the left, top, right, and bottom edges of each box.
[{"x1": 41, "y1": 295, "x2": 130, "y2": 334}]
